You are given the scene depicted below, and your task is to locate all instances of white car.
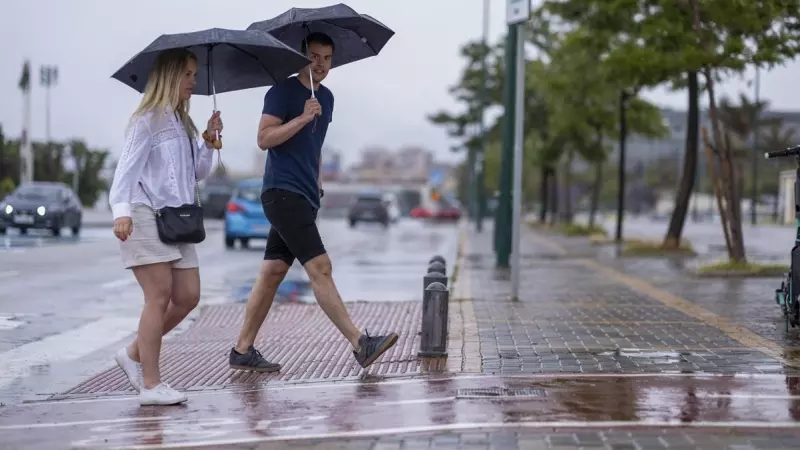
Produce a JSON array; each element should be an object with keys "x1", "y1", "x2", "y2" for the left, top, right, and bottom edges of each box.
[{"x1": 381, "y1": 192, "x2": 401, "y2": 223}]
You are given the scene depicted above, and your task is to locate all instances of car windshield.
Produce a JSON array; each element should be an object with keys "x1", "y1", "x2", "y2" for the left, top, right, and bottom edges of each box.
[
  {"x1": 235, "y1": 185, "x2": 261, "y2": 202},
  {"x1": 13, "y1": 185, "x2": 60, "y2": 200}
]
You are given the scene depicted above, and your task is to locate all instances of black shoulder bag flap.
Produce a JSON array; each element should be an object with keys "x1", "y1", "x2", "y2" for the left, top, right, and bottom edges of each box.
[{"x1": 139, "y1": 128, "x2": 205, "y2": 245}]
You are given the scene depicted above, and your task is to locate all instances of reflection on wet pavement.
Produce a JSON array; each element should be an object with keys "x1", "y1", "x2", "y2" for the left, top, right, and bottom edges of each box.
[{"x1": 4, "y1": 374, "x2": 800, "y2": 448}]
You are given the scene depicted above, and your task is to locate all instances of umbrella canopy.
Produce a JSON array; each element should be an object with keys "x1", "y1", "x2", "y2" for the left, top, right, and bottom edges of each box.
[
  {"x1": 246, "y1": 3, "x2": 394, "y2": 69},
  {"x1": 111, "y1": 28, "x2": 311, "y2": 95}
]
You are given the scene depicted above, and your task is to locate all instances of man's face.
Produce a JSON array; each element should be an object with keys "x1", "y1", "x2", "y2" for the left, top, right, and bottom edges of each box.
[{"x1": 306, "y1": 42, "x2": 333, "y2": 82}]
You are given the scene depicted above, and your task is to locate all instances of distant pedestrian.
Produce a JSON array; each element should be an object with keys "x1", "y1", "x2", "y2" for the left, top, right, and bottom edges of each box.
[
  {"x1": 108, "y1": 48, "x2": 223, "y2": 406},
  {"x1": 229, "y1": 32, "x2": 398, "y2": 373}
]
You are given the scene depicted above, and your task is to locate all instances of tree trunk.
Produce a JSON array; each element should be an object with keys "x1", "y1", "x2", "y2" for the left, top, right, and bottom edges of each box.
[
  {"x1": 702, "y1": 127, "x2": 733, "y2": 256},
  {"x1": 663, "y1": 71, "x2": 699, "y2": 249},
  {"x1": 691, "y1": 0, "x2": 746, "y2": 263},
  {"x1": 539, "y1": 166, "x2": 549, "y2": 223},
  {"x1": 549, "y1": 169, "x2": 559, "y2": 225},
  {"x1": 562, "y1": 151, "x2": 574, "y2": 223},
  {"x1": 589, "y1": 161, "x2": 602, "y2": 228},
  {"x1": 615, "y1": 90, "x2": 629, "y2": 242}
]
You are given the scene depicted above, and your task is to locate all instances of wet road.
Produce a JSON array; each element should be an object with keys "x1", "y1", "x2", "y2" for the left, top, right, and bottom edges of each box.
[
  {"x1": 0, "y1": 218, "x2": 458, "y2": 406},
  {"x1": 3, "y1": 373, "x2": 800, "y2": 449}
]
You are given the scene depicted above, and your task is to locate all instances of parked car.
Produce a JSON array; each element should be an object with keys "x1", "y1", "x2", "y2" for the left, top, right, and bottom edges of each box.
[
  {"x1": 0, "y1": 182, "x2": 82, "y2": 236},
  {"x1": 224, "y1": 178, "x2": 270, "y2": 249},
  {"x1": 410, "y1": 196, "x2": 462, "y2": 221},
  {"x1": 347, "y1": 192, "x2": 390, "y2": 228}
]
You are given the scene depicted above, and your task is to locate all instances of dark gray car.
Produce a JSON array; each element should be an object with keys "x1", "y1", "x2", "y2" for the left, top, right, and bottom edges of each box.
[
  {"x1": 347, "y1": 193, "x2": 389, "y2": 228},
  {"x1": 0, "y1": 182, "x2": 83, "y2": 236}
]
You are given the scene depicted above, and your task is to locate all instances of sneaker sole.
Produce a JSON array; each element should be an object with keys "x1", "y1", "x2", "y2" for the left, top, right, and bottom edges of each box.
[
  {"x1": 359, "y1": 333, "x2": 399, "y2": 368},
  {"x1": 114, "y1": 353, "x2": 142, "y2": 392},
  {"x1": 140, "y1": 397, "x2": 188, "y2": 406},
  {"x1": 230, "y1": 364, "x2": 282, "y2": 373}
]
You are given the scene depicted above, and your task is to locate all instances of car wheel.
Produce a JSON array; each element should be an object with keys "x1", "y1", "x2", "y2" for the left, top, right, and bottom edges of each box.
[
  {"x1": 0, "y1": 227, "x2": 5, "y2": 235},
  {"x1": 72, "y1": 224, "x2": 81, "y2": 236},
  {"x1": 240, "y1": 238, "x2": 249, "y2": 249},
  {"x1": 225, "y1": 236, "x2": 235, "y2": 249},
  {"x1": 51, "y1": 226, "x2": 62, "y2": 237},
  {"x1": 349, "y1": 219, "x2": 356, "y2": 228}
]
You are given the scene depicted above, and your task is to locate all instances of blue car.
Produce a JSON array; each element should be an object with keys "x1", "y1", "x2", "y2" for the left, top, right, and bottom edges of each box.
[{"x1": 224, "y1": 179, "x2": 270, "y2": 249}]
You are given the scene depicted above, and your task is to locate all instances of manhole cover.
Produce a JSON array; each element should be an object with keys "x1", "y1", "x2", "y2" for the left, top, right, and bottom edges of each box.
[{"x1": 456, "y1": 388, "x2": 546, "y2": 399}]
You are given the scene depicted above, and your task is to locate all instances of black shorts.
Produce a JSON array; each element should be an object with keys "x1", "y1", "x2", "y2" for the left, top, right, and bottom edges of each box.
[{"x1": 261, "y1": 188, "x2": 326, "y2": 266}]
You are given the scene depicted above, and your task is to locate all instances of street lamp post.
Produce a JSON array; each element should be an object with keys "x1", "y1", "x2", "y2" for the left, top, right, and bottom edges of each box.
[{"x1": 40, "y1": 65, "x2": 58, "y2": 185}]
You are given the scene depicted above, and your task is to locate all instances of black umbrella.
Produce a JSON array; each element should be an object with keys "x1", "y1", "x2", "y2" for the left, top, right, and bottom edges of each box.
[
  {"x1": 247, "y1": 3, "x2": 394, "y2": 97},
  {"x1": 112, "y1": 27, "x2": 310, "y2": 105}
]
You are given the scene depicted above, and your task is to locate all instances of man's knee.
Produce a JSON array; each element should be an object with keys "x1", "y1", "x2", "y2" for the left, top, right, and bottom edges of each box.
[
  {"x1": 304, "y1": 253, "x2": 332, "y2": 281},
  {"x1": 259, "y1": 259, "x2": 291, "y2": 284}
]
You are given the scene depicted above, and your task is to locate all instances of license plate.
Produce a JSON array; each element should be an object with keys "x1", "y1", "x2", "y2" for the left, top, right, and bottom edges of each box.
[
  {"x1": 362, "y1": 212, "x2": 375, "y2": 219},
  {"x1": 14, "y1": 214, "x2": 34, "y2": 224},
  {"x1": 251, "y1": 225, "x2": 270, "y2": 233}
]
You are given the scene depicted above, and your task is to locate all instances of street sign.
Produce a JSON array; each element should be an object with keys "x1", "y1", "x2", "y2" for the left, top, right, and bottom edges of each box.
[
  {"x1": 507, "y1": 0, "x2": 531, "y2": 25},
  {"x1": 428, "y1": 168, "x2": 445, "y2": 187}
]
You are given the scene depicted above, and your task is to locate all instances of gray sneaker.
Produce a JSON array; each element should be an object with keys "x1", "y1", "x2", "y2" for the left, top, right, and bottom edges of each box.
[
  {"x1": 353, "y1": 331, "x2": 399, "y2": 368},
  {"x1": 229, "y1": 345, "x2": 282, "y2": 372}
]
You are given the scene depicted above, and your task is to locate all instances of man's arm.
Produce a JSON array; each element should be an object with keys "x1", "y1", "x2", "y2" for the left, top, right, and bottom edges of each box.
[{"x1": 257, "y1": 114, "x2": 310, "y2": 150}]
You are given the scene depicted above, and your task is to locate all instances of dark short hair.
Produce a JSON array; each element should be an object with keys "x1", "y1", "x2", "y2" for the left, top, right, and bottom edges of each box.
[{"x1": 301, "y1": 32, "x2": 335, "y2": 54}]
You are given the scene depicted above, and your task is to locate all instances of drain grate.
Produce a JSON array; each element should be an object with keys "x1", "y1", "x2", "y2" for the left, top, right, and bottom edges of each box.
[{"x1": 456, "y1": 387, "x2": 547, "y2": 399}]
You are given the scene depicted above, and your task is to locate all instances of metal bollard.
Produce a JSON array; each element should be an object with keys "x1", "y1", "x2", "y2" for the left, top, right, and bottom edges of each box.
[
  {"x1": 418, "y1": 281, "x2": 449, "y2": 357},
  {"x1": 424, "y1": 270, "x2": 447, "y2": 291},
  {"x1": 429, "y1": 255, "x2": 446, "y2": 265},
  {"x1": 427, "y1": 261, "x2": 446, "y2": 275}
]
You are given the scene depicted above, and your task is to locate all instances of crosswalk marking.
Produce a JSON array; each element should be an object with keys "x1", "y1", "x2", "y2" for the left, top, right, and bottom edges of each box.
[{"x1": 0, "y1": 317, "x2": 140, "y2": 390}]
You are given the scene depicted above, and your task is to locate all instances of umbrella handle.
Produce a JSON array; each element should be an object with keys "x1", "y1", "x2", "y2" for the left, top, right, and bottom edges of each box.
[{"x1": 309, "y1": 66, "x2": 315, "y2": 98}]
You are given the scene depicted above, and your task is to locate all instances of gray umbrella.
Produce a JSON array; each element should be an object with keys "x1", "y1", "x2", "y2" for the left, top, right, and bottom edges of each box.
[
  {"x1": 112, "y1": 27, "x2": 311, "y2": 99},
  {"x1": 247, "y1": 3, "x2": 394, "y2": 96}
]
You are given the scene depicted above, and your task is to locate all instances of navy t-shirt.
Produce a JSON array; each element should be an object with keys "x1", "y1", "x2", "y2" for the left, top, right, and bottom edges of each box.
[{"x1": 261, "y1": 76, "x2": 334, "y2": 209}]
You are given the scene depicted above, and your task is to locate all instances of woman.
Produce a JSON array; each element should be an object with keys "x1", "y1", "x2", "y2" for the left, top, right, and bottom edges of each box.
[{"x1": 108, "y1": 48, "x2": 222, "y2": 406}]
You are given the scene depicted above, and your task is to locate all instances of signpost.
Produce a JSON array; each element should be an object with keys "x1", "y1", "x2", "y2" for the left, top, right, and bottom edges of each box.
[{"x1": 508, "y1": 0, "x2": 529, "y2": 300}]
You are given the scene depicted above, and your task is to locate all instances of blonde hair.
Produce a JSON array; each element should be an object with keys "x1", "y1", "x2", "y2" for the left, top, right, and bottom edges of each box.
[{"x1": 132, "y1": 48, "x2": 199, "y2": 138}]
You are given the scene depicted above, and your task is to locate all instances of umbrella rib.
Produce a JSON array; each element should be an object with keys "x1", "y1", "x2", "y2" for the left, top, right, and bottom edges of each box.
[
  {"x1": 306, "y1": 19, "x2": 379, "y2": 55},
  {"x1": 227, "y1": 43, "x2": 280, "y2": 83}
]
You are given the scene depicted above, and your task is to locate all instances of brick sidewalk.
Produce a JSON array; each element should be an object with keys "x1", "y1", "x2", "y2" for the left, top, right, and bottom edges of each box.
[
  {"x1": 448, "y1": 222, "x2": 793, "y2": 376},
  {"x1": 219, "y1": 430, "x2": 800, "y2": 450}
]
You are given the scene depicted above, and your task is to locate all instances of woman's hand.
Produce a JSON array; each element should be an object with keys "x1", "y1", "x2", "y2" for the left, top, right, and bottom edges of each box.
[
  {"x1": 113, "y1": 217, "x2": 133, "y2": 241},
  {"x1": 205, "y1": 111, "x2": 223, "y2": 149}
]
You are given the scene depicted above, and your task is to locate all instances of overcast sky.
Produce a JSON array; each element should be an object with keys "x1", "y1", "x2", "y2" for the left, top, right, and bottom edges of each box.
[{"x1": 2, "y1": 0, "x2": 799, "y2": 172}]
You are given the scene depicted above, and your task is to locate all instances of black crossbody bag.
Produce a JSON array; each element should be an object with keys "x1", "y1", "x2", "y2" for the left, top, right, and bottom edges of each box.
[{"x1": 138, "y1": 134, "x2": 206, "y2": 244}]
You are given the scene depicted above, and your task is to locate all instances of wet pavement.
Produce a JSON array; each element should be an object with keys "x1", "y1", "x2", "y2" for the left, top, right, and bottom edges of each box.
[
  {"x1": 5, "y1": 373, "x2": 800, "y2": 449},
  {"x1": 0, "y1": 218, "x2": 457, "y2": 406},
  {"x1": 6, "y1": 216, "x2": 800, "y2": 448}
]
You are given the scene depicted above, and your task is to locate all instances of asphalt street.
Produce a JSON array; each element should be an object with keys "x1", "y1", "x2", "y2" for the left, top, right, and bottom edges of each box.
[{"x1": 0, "y1": 217, "x2": 458, "y2": 406}]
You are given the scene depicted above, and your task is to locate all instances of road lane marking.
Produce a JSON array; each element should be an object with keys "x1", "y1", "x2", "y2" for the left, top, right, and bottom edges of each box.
[
  {"x1": 0, "y1": 317, "x2": 140, "y2": 390},
  {"x1": 72, "y1": 419, "x2": 800, "y2": 450},
  {"x1": 374, "y1": 396, "x2": 455, "y2": 406},
  {"x1": 101, "y1": 278, "x2": 136, "y2": 289},
  {"x1": 524, "y1": 231, "x2": 797, "y2": 368},
  {"x1": 18, "y1": 372, "x2": 791, "y2": 408},
  {"x1": 0, "y1": 416, "x2": 168, "y2": 431}
]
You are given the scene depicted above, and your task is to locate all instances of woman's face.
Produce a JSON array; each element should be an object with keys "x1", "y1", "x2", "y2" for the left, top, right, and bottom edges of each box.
[{"x1": 179, "y1": 58, "x2": 198, "y2": 101}]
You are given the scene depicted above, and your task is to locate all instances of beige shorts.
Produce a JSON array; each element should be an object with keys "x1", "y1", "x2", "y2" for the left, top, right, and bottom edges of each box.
[{"x1": 119, "y1": 204, "x2": 199, "y2": 270}]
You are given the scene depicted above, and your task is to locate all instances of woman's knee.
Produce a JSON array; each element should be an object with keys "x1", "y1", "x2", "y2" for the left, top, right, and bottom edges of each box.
[
  {"x1": 171, "y1": 268, "x2": 201, "y2": 311},
  {"x1": 132, "y1": 265, "x2": 173, "y2": 311}
]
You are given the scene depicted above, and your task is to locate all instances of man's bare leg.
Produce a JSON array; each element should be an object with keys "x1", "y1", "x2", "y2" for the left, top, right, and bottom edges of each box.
[
  {"x1": 229, "y1": 259, "x2": 289, "y2": 372},
  {"x1": 303, "y1": 253, "x2": 398, "y2": 368}
]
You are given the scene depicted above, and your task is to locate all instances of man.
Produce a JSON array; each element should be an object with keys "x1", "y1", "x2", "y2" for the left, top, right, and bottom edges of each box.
[{"x1": 229, "y1": 32, "x2": 398, "y2": 372}]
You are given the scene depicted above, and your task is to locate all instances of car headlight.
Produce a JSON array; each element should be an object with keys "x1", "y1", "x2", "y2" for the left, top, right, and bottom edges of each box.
[
  {"x1": 3, "y1": 204, "x2": 12, "y2": 214},
  {"x1": 37, "y1": 206, "x2": 46, "y2": 216}
]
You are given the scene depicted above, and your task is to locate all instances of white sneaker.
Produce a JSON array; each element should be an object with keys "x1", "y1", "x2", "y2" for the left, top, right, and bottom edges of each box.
[
  {"x1": 115, "y1": 347, "x2": 143, "y2": 392},
  {"x1": 139, "y1": 383, "x2": 187, "y2": 406}
]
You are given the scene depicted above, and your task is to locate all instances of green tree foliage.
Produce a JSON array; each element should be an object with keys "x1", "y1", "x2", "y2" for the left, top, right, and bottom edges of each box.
[{"x1": 0, "y1": 125, "x2": 109, "y2": 206}]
